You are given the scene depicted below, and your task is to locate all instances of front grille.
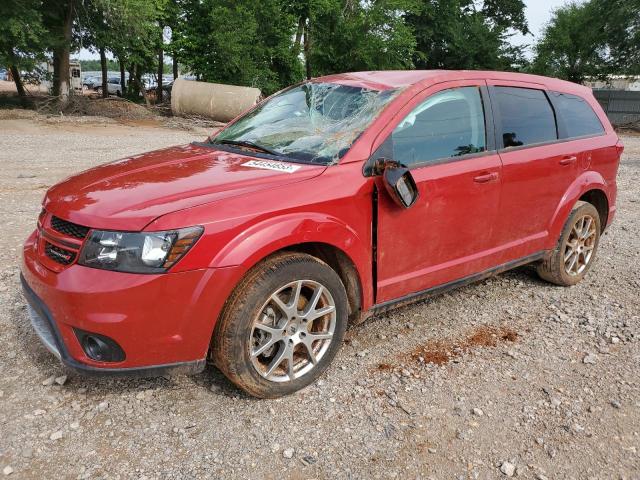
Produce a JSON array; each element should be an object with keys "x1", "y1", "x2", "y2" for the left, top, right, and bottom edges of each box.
[
  {"x1": 50, "y1": 216, "x2": 90, "y2": 239},
  {"x1": 45, "y1": 242, "x2": 76, "y2": 265}
]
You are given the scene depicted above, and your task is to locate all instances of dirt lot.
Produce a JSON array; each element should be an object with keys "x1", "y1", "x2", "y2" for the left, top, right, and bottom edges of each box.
[
  {"x1": 0, "y1": 112, "x2": 638, "y2": 479},
  {"x1": 0, "y1": 80, "x2": 49, "y2": 95}
]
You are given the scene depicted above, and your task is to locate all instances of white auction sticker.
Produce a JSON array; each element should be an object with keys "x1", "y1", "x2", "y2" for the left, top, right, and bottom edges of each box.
[{"x1": 242, "y1": 160, "x2": 301, "y2": 173}]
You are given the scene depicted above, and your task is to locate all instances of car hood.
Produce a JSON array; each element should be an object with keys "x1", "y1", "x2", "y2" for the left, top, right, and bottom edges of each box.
[{"x1": 43, "y1": 143, "x2": 326, "y2": 231}]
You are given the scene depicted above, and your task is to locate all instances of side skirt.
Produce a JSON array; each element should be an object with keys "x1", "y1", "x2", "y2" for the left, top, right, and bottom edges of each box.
[{"x1": 370, "y1": 251, "x2": 546, "y2": 316}]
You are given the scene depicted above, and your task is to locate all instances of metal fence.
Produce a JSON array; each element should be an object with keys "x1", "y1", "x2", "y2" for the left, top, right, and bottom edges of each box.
[{"x1": 593, "y1": 89, "x2": 640, "y2": 127}]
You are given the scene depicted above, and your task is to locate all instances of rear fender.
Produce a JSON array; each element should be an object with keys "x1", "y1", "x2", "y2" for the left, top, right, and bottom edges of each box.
[{"x1": 547, "y1": 171, "x2": 610, "y2": 249}]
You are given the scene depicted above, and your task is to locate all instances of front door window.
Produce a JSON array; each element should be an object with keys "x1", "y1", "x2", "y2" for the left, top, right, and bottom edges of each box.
[{"x1": 392, "y1": 87, "x2": 487, "y2": 166}]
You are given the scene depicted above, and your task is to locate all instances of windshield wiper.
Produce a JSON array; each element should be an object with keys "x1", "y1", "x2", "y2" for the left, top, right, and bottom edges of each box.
[{"x1": 213, "y1": 139, "x2": 280, "y2": 157}]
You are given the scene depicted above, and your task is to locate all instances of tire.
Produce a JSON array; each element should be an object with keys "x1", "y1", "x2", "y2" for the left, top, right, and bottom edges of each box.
[
  {"x1": 96, "y1": 87, "x2": 103, "y2": 95},
  {"x1": 537, "y1": 201, "x2": 601, "y2": 286},
  {"x1": 211, "y1": 252, "x2": 348, "y2": 398},
  {"x1": 116, "y1": 90, "x2": 121, "y2": 97}
]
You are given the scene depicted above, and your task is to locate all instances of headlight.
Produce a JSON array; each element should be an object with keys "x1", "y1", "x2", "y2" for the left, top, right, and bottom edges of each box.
[{"x1": 78, "y1": 226, "x2": 203, "y2": 273}]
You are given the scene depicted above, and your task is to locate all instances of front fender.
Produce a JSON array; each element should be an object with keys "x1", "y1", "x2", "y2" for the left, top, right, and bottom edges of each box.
[
  {"x1": 546, "y1": 171, "x2": 611, "y2": 249},
  {"x1": 208, "y1": 212, "x2": 373, "y2": 307}
]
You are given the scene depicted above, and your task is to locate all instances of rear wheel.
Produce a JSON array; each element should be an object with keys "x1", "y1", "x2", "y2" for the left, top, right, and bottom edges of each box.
[
  {"x1": 96, "y1": 87, "x2": 103, "y2": 95},
  {"x1": 537, "y1": 201, "x2": 601, "y2": 286},
  {"x1": 211, "y1": 252, "x2": 348, "y2": 398}
]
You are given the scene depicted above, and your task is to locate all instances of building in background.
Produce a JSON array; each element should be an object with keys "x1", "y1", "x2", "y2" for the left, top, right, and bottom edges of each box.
[{"x1": 585, "y1": 76, "x2": 640, "y2": 91}]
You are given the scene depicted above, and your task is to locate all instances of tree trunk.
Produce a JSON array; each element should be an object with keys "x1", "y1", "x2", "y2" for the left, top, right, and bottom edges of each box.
[
  {"x1": 9, "y1": 65, "x2": 26, "y2": 98},
  {"x1": 127, "y1": 64, "x2": 134, "y2": 95},
  {"x1": 7, "y1": 49, "x2": 27, "y2": 98},
  {"x1": 293, "y1": 16, "x2": 305, "y2": 55},
  {"x1": 304, "y1": 21, "x2": 312, "y2": 80},
  {"x1": 52, "y1": 52, "x2": 61, "y2": 96},
  {"x1": 132, "y1": 64, "x2": 141, "y2": 93},
  {"x1": 53, "y1": 0, "x2": 75, "y2": 102},
  {"x1": 119, "y1": 60, "x2": 126, "y2": 94},
  {"x1": 157, "y1": 48, "x2": 164, "y2": 102},
  {"x1": 134, "y1": 64, "x2": 150, "y2": 106},
  {"x1": 100, "y1": 47, "x2": 108, "y2": 98},
  {"x1": 172, "y1": 56, "x2": 178, "y2": 80},
  {"x1": 54, "y1": 48, "x2": 69, "y2": 99}
]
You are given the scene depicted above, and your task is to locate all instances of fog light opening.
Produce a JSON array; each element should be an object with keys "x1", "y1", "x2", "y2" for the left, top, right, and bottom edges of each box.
[
  {"x1": 84, "y1": 336, "x2": 107, "y2": 361},
  {"x1": 74, "y1": 329, "x2": 126, "y2": 363}
]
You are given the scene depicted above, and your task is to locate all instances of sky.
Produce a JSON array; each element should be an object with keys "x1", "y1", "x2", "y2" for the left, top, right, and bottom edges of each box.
[{"x1": 77, "y1": 0, "x2": 575, "y2": 61}]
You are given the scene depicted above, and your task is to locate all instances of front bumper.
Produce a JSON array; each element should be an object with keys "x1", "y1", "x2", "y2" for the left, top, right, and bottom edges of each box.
[
  {"x1": 21, "y1": 275, "x2": 205, "y2": 376},
  {"x1": 20, "y1": 230, "x2": 243, "y2": 376}
]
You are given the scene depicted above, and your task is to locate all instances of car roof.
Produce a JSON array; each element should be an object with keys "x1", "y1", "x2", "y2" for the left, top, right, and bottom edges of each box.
[{"x1": 314, "y1": 70, "x2": 591, "y2": 96}]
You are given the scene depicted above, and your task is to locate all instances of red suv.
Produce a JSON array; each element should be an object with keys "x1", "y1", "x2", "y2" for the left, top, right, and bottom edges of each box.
[{"x1": 21, "y1": 71, "x2": 622, "y2": 397}]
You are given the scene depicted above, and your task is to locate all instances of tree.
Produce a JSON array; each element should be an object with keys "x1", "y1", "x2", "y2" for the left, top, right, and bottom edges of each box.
[
  {"x1": 174, "y1": 0, "x2": 303, "y2": 94},
  {"x1": 99, "y1": 0, "x2": 164, "y2": 99},
  {"x1": 531, "y1": 2, "x2": 608, "y2": 83},
  {"x1": 407, "y1": 0, "x2": 529, "y2": 71},
  {"x1": 164, "y1": 1, "x2": 182, "y2": 80},
  {"x1": 593, "y1": 0, "x2": 640, "y2": 76},
  {"x1": 0, "y1": 0, "x2": 47, "y2": 99},
  {"x1": 79, "y1": 1, "x2": 112, "y2": 97},
  {"x1": 155, "y1": 0, "x2": 173, "y2": 102},
  {"x1": 306, "y1": 0, "x2": 417, "y2": 76},
  {"x1": 42, "y1": 0, "x2": 78, "y2": 101}
]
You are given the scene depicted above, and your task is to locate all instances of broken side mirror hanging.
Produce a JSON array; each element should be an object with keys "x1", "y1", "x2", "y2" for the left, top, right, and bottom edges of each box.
[{"x1": 375, "y1": 158, "x2": 419, "y2": 208}]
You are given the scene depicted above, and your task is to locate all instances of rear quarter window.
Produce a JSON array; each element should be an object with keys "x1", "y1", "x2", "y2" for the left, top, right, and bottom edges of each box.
[
  {"x1": 493, "y1": 87, "x2": 558, "y2": 148},
  {"x1": 549, "y1": 92, "x2": 605, "y2": 139}
]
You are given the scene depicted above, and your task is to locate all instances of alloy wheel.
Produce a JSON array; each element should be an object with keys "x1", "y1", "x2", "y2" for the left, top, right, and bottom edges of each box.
[
  {"x1": 249, "y1": 280, "x2": 336, "y2": 383},
  {"x1": 563, "y1": 214, "x2": 597, "y2": 276}
]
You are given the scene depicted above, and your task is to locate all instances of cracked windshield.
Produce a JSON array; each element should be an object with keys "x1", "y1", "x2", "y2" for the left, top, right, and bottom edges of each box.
[{"x1": 212, "y1": 82, "x2": 399, "y2": 165}]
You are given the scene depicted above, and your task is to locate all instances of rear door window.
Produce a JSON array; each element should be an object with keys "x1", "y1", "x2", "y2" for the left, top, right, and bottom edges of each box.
[
  {"x1": 493, "y1": 87, "x2": 558, "y2": 148},
  {"x1": 392, "y1": 86, "x2": 487, "y2": 166},
  {"x1": 549, "y1": 92, "x2": 605, "y2": 138}
]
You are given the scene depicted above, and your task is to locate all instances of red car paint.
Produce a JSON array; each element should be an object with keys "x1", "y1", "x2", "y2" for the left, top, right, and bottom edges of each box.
[{"x1": 21, "y1": 70, "x2": 621, "y2": 372}]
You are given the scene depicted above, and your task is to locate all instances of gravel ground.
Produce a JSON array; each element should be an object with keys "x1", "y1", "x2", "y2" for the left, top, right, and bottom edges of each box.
[{"x1": 0, "y1": 113, "x2": 638, "y2": 480}]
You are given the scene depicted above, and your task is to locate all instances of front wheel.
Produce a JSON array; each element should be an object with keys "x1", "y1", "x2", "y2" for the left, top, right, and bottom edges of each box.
[
  {"x1": 211, "y1": 252, "x2": 348, "y2": 398},
  {"x1": 537, "y1": 201, "x2": 601, "y2": 286}
]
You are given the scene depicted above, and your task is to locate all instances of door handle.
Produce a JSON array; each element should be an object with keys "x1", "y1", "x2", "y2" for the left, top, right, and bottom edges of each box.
[
  {"x1": 559, "y1": 156, "x2": 577, "y2": 166},
  {"x1": 473, "y1": 172, "x2": 499, "y2": 183}
]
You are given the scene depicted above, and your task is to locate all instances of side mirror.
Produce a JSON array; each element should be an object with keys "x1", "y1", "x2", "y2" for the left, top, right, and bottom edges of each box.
[{"x1": 382, "y1": 164, "x2": 419, "y2": 208}]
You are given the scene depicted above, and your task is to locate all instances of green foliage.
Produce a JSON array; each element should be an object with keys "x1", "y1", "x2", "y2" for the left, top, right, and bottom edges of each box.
[
  {"x1": 0, "y1": 0, "x2": 533, "y2": 98},
  {"x1": 0, "y1": 0, "x2": 47, "y2": 72},
  {"x1": 531, "y1": 0, "x2": 640, "y2": 83},
  {"x1": 173, "y1": 0, "x2": 303, "y2": 94},
  {"x1": 307, "y1": 0, "x2": 417, "y2": 75},
  {"x1": 531, "y1": 2, "x2": 608, "y2": 83},
  {"x1": 406, "y1": 0, "x2": 529, "y2": 71},
  {"x1": 9, "y1": 0, "x2": 640, "y2": 101},
  {"x1": 41, "y1": 0, "x2": 78, "y2": 52},
  {"x1": 96, "y1": 0, "x2": 164, "y2": 71},
  {"x1": 592, "y1": 0, "x2": 640, "y2": 76},
  {"x1": 79, "y1": 59, "x2": 121, "y2": 72}
]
